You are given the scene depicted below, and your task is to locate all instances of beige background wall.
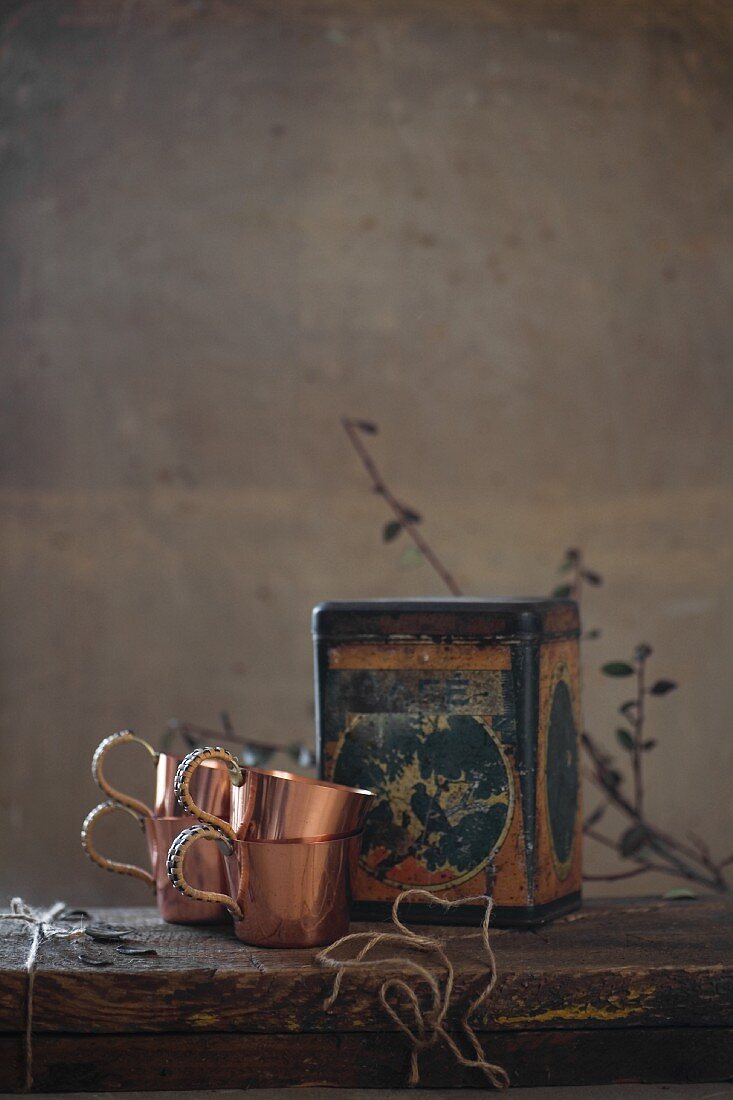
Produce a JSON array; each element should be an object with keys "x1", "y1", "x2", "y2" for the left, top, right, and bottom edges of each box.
[{"x1": 1, "y1": 0, "x2": 731, "y2": 905}]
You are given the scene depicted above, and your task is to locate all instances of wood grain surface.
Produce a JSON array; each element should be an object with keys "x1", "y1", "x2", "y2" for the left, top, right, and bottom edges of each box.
[
  {"x1": 1, "y1": 897, "x2": 731, "y2": 1035},
  {"x1": 1, "y1": 898, "x2": 731, "y2": 1090}
]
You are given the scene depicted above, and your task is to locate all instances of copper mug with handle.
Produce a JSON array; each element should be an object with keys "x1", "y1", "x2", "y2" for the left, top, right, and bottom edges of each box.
[
  {"x1": 174, "y1": 745, "x2": 373, "y2": 842},
  {"x1": 81, "y1": 730, "x2": 231, "y2": 924},
  {"x1": 168, "y1": 824, "x2": 362, "y2": 946},
  {"x1": 92, "y1": 730, "x2": 230, "y2": 820},
  {"x1": 82, "y1": 802, "x2": 228, "y2": 924}
]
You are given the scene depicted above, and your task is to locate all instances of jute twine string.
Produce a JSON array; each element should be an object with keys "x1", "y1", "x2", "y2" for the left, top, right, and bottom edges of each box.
[
  {"x1": 315, "y1": 888, "x2": 510, "y2": 1089},
  {"x1": 0, "y1": 899, "x2": 86, "y2": 1091}
]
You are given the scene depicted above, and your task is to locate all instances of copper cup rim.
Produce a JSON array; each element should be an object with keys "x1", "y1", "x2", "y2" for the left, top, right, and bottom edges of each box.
[
  {"x1": 230, "y1": 830, "x2": 363, "y2": 849},
  {"x1": 242, "y1": 766, "x2": 372, "y2": 798}
]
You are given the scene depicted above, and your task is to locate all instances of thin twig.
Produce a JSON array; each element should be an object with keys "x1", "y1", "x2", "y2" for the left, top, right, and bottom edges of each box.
[
  {"x1": 582, "y1": 727, "x2": 729, "y2": 892},
  {"x1": 585, "y1": 830, "x2": 721, "y2": 884},
  {"x1": 585, "y1": 827, "x2": 622, "y2": 852},
  {"x1": 584, "y1": 867, "x2": 650, "y2": 882},
  {"x1": 165, "y1": 719, "x2": 314, "y2": 767},
  {"x1": 569, "y1": 549, "x2": 582, "y2": 603},
  {"x1": 341, "y1": 417, "x2": 463, "y2": 596},
  {"x1": 554, "y1": 548, "x2": 603, "y2": 639},
  {"x1": 167, "y1": 719, "x2": 273, "y2": 752},
  {"x1": 632, "y1": 652, "x2": 645, "y2": 815}
]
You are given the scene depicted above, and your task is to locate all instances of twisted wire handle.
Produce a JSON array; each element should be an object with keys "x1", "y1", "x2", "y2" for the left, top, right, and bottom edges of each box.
[
  {"x1": 81, "y1": 800, "x2": 155, "y2": 890},
  {"x1": 174, "y1": 746, "x2": 242, "y2": 842},
  {"x1": 166, "y1": 822, "x2": 242, "y2": 918},
  {"x1": 91, "y1": 730, "x2": 158, "y2": 820}
]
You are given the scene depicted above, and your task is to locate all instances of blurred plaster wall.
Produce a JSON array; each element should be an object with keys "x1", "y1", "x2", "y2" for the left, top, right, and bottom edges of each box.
[{"x1": 1, "y1": 0, "x2": 731, "y2": 903}]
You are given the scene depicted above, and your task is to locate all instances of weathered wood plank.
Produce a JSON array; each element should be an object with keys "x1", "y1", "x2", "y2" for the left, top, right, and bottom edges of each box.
[
  {"x1": 0, "y1": 1027, "x2": 731, "y2": 1091},
  {"x1": 25, "y1": 959, "x2": 733, "y2": 1035},
  {"x1": 1, "y1": 899, "x2": 730, "y2": 1035},
  {"x1": 1, "y1": 899, "x2": 731, "y2": 1092},
  {"x1": 0, "y1": 917, "x2": 38, "y2": 1032}
]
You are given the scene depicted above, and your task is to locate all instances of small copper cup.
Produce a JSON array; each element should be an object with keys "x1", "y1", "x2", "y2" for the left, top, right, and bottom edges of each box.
[
  {"x1": 91, "y1": 730, "x2": 230, "y2": 819},
  {"x1": 82, "y1": 729, "x2": 231, "y2": 924},
  {"x1": 81, "y1": 802, "x2": 228, "y2": 924},
  {"x1": 168, "y1": 825, "x2": 361, "y2": 946},
  {"x1": 174, "y1": 746, "x2": 373, "y2": 842}
]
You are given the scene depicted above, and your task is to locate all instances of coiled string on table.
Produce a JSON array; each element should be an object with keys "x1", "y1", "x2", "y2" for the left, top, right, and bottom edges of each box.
[{"x1": 315, "y1": 888, "x2": 509, "y2": 1089}]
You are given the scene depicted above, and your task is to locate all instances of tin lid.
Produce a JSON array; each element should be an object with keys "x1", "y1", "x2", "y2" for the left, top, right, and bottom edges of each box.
[{"x1": 312, "y1": 598, "x2": 579, "y2": 642}]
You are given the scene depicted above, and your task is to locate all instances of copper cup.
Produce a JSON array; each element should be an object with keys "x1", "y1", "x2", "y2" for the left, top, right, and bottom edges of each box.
[
  {"x1": 82, "y1": 729, "x2": 231, "y2": 924},
  {"x1": 81, "y1": 802, "x2": 228, "y2": 924},
  {"x1": 174, "y1": 746, "x2": 373, "y2": 842},
  {"x1": 168, "y1": 824, "x2": 361, "y2": 946},
  {"x1": 91, "y1": 729, "x2": 230, "y2": 819}
]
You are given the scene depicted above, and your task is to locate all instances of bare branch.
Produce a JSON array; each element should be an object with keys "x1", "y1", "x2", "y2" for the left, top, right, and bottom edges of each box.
[
  {"x1": 582, "y1": 691, "x2": 730, "y2": 893},
  {"x1": 341, "y1": 416, "x2": 463, "y2": 597},
  {"x1": 584, "y1": 867, "x2": 651, "y2": 882}
]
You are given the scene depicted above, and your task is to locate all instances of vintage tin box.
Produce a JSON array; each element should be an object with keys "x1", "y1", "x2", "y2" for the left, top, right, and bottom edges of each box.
[{"x1": 313, "y1": 598, "x2": 582, "y2": 926}]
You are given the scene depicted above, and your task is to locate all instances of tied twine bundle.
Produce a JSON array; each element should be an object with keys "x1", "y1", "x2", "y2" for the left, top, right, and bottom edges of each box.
[
  {"x1": 315, "y1": 888, "x2": 509, "y2": 1089},
  {"x1": 0, "y1": 899, "x2": 86, "y2": 1091}
]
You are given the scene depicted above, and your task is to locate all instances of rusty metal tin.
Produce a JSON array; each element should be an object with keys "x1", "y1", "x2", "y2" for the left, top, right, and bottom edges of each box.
[{"x1": 313, "y1": 598, "x2": 582, "y2": 927}]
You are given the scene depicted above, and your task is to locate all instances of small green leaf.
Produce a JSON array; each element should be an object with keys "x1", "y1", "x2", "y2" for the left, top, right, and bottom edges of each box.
[
  {"x1": 552, "y1": 584, "x2": 573, "y2": 598},
  {"x1": 620, "y1": 823, "x2": 648, "y2": 857},
  {"x1": 650, "y1": 679, "x2": 677, "y2": 695},
  {"x1": 383, "y1": 520, "x2": 403, "y2": 542},
  {"x1": 615, "y1": 727, "x2": 634, "y2": 750},
  {"x1": 602, "y1": 661, "x2": 635, "y2": 677},
  {"x1": 584, "y1": 628, "x2": 602, "y2": 640},
  {"x1": 355, "y1": 419, "x2": 378, "y2": 434},
  {"x1": 642, "y1": 739, "x2": 658, "y2": 751},
  {"x1": 662, "y1": 887, "x2": 697, "y2": 901},
  {"x1": 399, "y1": 545, "x2": 423, "y2": 568},
  {"x1": 581, "y1": 569, "x2": 603, "y2": 586}
]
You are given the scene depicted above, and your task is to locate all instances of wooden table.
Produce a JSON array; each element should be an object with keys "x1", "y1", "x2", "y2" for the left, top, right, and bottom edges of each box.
[{"x1": 1, "y1": 897, "x2": 731, "y2": 1091}]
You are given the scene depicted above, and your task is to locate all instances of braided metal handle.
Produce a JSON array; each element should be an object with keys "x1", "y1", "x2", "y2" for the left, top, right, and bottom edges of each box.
[
  {"x1": 166, "y1": 823, "x2": 242, "y2": 918},
  {"x1": 174, "y1": 746, "x2": 242, "y2": 842},
  {"x1": 91, "y1": 730, "x2": 158, "y2": 820},
  {"x1": 81, "y1": 800, "x2": 155, "y2": 890}
]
